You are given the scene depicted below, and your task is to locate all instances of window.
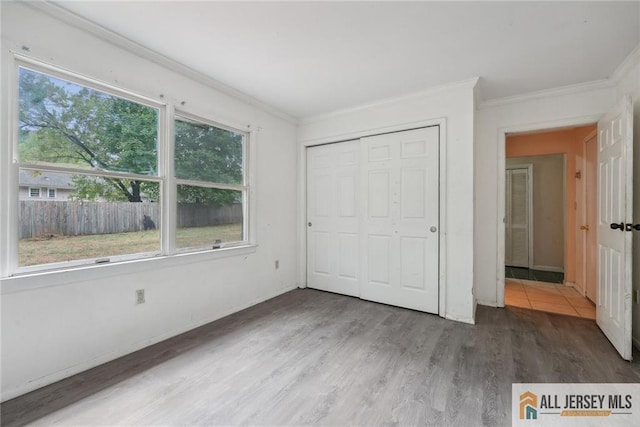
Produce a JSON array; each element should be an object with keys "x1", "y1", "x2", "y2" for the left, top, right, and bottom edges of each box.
[
  {"x1": 17, "y1": 65, "x2": 161, "y2": 268},
  {"x1": 13, "y1": 60, "x2": 251, "y2": 273},
  {"x1": 174, "y1": 115, "x2": 247, "y2": 250}
]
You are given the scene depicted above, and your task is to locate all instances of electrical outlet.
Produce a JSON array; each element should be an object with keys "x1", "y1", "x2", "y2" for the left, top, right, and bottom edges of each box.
[
  {"x1": 136, "y1": 289, "x2": 145, "y2": 305},
  {"x1": 275, "y1": 260, "x2": 279, "y2": 269}
]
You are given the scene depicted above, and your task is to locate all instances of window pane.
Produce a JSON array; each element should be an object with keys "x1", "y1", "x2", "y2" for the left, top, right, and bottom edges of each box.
[
  {"x1": 18, "y1": 169, "x2": 161, "y2": 267},
  {"x1": 18, "y1": 67, "x2": 158, "y2": 175},
  {"x1": 176, "y1": 185, "x2": 243, "y2": 249},
  {"x1": 174, "y1": 118, "x2": 244, "y2": 185}
]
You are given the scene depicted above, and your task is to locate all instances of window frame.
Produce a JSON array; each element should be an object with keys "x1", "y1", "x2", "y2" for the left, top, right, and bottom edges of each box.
[
  {"x1": 173, "y1": 111, "x2": 250, "y2": 253},
  {"x1": 13, "y1": 58, "x2": 165, "y2": 274},
  {"x1": 7, "y1": 55, "x2": 255, "y2": 277},
  {"x1": 28, "y1": 187, "x2": 41, "y2": 198},
  {"x1": 47, "y1": 188, "x2": 56, "y2": 199}
]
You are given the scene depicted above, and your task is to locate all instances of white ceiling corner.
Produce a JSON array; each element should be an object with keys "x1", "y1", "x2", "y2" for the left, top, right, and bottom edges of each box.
[{"x1": 51, "y1": 1, "x2": 640, "y2": 119}]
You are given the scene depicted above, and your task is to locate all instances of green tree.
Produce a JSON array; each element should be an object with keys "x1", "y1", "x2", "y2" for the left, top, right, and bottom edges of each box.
[
  {"x1": 175, "y1": 119, "x2": 243, "y2": 206},
  {"x1": 19, "y1": 68, "x2": 243, "y2": 206},
  {"x1": 19, "y1": 68, "x2": 158, "y2": 202},
  {"x1": 71, "y1": 176, "x2": 160, "y2": 202}
]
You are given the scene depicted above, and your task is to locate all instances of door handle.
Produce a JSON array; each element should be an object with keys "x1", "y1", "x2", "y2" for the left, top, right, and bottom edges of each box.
[
  {"x1": 308, "y1": 222, "x2": 312, "y2": 227},
  {"x1": 610, "y1": 222, "x2": 625, "y2": 231},
  {"x1": 627, "y1": 224, "x2": 640, "y2": 231},
  {"x1": 580, "y1": 225, "x2": 589, "y2": 231}
]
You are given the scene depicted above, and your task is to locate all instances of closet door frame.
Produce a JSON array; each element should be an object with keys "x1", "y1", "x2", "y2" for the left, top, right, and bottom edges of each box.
[
  {"x1": 298, "y1": 118, "x2": 446, "y2": 317},
  {"x1": 505, "y1": 163, "x2": 534, "y2": 270}
]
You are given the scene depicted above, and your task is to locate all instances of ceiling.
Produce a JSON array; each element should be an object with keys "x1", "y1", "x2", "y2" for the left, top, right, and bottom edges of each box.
[{"x1": 54, "y1": 1, "x2": 640, "y2": 119}]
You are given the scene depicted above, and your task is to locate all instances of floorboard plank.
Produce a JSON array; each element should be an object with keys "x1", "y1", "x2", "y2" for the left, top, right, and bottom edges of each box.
[{"x1": 2, "y1": 289, "x2": 639, "y2": 426}]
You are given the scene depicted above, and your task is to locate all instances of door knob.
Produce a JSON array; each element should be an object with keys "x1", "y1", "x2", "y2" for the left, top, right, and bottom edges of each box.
[
  {"x1": 610, "y1": 222, "x2": 625, "y2": 231},
  {"x1": 626, "y1": 224, "x2": 640, "y2": 231},
  {"x1": 308, "y1": 222, "x2": 312, "y2": 227},
  {"x1": 430, "y1": 226, "x2": 437, "y2": 233},
  {"x1": 580, "y1": 225, "x2": 589, "y2": 231}
]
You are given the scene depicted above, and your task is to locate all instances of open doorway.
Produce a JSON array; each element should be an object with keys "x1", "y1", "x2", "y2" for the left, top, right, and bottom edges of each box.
[
  {"x1": 497, "y1": 96, "x2": 634, "y2": 361},
  {"x1": 503, "y1": 125, "x2": 597, "y2": 319}
]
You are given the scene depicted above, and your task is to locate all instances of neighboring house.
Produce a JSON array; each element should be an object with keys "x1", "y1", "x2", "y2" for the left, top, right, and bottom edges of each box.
[
  {"x1": 18, "y1": 170, "x2": 73, "y2": 201},
  {"x1": 18, "y1": 170, "x2": 153, "y2": 202}
]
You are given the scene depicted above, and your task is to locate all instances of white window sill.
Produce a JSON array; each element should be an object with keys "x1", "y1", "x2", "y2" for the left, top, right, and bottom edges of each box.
[{"x1": 0, "y1": 244, "x2": 257, "y2": 295}]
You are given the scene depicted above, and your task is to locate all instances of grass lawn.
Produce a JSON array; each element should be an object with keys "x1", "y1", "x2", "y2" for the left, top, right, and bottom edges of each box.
[{"x1": 19, "y1": 223, "x2": 242, "y2": 266}]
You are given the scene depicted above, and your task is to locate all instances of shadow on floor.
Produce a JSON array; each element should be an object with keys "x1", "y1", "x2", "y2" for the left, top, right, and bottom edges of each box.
[{"x1": 506, "y1": 266, "x2": 564, "y2": 284}]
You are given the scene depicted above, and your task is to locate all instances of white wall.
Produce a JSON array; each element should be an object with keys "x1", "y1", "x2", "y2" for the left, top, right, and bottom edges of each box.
[
  {"x1": 474, "y1": 83, "x2": 616, "y2": 309},
  {"x1": 2, "y1": 1, "x2": 638, "y2": 404},
  {"x1": 0, "y1": 2, "x2": 298, "y2": 400},
  {"x1": 298, "y1": 80, "x2": 477, "y2": 324}
]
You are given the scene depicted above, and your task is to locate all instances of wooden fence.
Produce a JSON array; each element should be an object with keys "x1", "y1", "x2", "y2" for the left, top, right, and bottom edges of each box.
[
  {"x1": 176, "y1": 203, "x2": 243, "y2": 228},
  {"x1": 20, "y1": 200, "x2": 242, "y2": 239}
]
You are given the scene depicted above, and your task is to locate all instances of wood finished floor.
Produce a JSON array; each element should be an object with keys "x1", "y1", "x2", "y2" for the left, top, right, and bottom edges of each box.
[{"x1": 2, "y1": 289, "x2": 640, "y2": 426}]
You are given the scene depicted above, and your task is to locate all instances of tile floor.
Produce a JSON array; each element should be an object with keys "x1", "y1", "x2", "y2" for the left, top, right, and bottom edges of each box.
[{"x1": 505, "y1": 279, "x2": 596, "y2": 319}]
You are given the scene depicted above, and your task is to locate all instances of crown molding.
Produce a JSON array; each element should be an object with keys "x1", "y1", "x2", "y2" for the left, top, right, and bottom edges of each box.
[
  {"x1": 610, "y1": 42, "x2": 640, "y2": 84},
  {"x1": 301, "y1": 77, "x2": 479, "y2": 124},
  {"x1": 479, "y1": 42, "x2": 640, "y2": 111},
  {"x1": 478, "y1": 78, "x2": 614, "y2": 110},
  {"x1": 22, "y1": 1, "x2": 639, "y2": 125},
  {"x1": 26, "y1": 1, "x2": 297, "y2": 124}
]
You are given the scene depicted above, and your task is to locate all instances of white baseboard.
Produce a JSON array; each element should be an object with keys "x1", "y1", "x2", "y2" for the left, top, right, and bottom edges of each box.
[
  {"x1": 1, "y1": 284, "x2": 298, "y2": 402},
  {"x1": 445, "y1": 312, "x2": 476, "y2": 325},
  {"x1": 564, "y1": 282, "x2": 590, "y2": 297},
  {"x1": 477, "y1": 299, "x2": 500, "y2": 308}
]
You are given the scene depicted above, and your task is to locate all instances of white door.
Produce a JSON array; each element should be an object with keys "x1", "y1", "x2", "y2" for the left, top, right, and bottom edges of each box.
[
  {"x1": 306, "y1": 141, "x2": 360, "y2": 297},
  {"x1": 597, "y1": 95, "x2": 633, "y2": 361},
  {"x1": 505, "y1": 166, "x2": 532, "y2": 268},
  {"x1": 360, "y1": 127, "x2": 439, "y2": 313},
  {"x1": 584, "y1": 135, "x2": 598, "y2": 303}
]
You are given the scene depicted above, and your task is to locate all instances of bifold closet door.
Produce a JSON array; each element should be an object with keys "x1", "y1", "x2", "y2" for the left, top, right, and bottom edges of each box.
[
  {"x1": 306, "y1": 140, "x2": 360, "y2": 297},
  {"x1": 360, "y1": 127, "x2": 439, "y2": 314}
]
